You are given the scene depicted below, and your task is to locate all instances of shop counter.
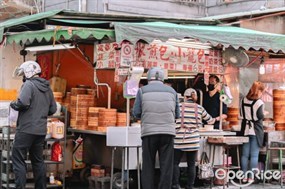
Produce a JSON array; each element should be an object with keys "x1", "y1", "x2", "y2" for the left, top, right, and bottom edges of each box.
[{"x1": 68, "y1": 127, "x2": 237, "y2": 169}]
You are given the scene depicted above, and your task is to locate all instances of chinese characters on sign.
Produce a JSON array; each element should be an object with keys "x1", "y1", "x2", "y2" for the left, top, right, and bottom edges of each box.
[
  {"x1": 95, "y1": 42, "x2": 224, "y2": 76},
  {"x1": 134, "y1": 42, "x2": 224, "y2": 74},
  {"x1": 95, "y1": 42, "x2": 120, "y2": 69}
]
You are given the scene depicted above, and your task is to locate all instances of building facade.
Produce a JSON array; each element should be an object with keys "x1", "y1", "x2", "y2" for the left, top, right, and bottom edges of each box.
[{"x1": 44, "y1": 0, "x2": 285, "y2": 18}]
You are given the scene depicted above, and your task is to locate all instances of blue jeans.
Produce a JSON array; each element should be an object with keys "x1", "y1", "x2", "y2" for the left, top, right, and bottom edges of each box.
[{"x1": 241, "y1": 135, "x2": 260, "y2": 178}]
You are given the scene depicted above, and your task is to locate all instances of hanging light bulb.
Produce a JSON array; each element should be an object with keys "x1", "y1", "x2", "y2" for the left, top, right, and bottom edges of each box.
[{"x1": 259, "y1": 57, "x2": 265, "y2": 75}]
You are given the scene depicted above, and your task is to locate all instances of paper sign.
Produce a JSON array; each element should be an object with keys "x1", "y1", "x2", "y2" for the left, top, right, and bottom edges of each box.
[{"x1": 120, "y1": 43, "x2": 134, "y2": 67}]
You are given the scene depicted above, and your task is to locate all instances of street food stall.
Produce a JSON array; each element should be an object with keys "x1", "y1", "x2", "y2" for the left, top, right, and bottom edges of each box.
[{"x1": 1, "y1": 11, "x2": 285, "y2": 189}]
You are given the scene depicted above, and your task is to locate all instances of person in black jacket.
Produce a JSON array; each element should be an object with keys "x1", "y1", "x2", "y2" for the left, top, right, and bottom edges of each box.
[
  {"x1": 203, "y1": 75, "x2": 228, "y2": 129},
  {"x1": 11, "y1": 61, "x2": 57, "y2": 189}
]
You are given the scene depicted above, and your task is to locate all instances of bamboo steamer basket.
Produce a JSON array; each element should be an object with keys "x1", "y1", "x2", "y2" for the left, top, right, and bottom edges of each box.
[
  {"x1": 88, "y1": 117, "x2": 99, "y2": 126},
  {"x1": 70, "y1": 119, "x2": 88, "y2": 129},
  {"x1": 226, "y1": 107, "x2": 239, "y2": 128},
  {"x1": 87, "y1": 89, "x2": 96, "y2": 96},
  {"x1": 53, "y1": 92, "x2": 63, "y2": 103},
  {"x1": 98, "y1": 109, "x2": 117, "y2": 126},
  {"x1": 76, "y1": 108, "x2": 88, "y2": 118},
  {"x1": 273, "y1": 89, "x2": 285, "y2": 130},
  {"x1": 71, "y1": 88, "x2": 87, "y2": 95},
  {"x1": 70, "y1": 107, "x2": 88, "y2": 120},
  {"x1": 116, "y1": 113, "x2": 127, "y2": 126},
  {"x1": 70, "y1": 95, "x2": 95, "y2": 107},
  {"x1": 88, "y1": 107, "x2": 105, "y2": 127},
  {"x1": 88, "y1": 107, "x2": 105, "y2": 116}
]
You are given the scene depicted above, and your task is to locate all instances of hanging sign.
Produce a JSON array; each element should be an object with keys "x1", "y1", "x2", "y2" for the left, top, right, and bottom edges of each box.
[
  {"x1": 133, "y1": 42, "x2": 224, "y2": 74},
  {"x1": 95, "y1": 42, "x2": 120, "y2": 69},
  {"x1": 120, "y1": 44, "x2": 134, "y2": 67},
  {"x1": 95, "y1": 42, "x2": 224, "y2": 74}
]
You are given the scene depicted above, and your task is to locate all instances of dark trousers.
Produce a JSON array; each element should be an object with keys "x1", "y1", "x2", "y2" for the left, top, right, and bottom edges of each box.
[
  {"x1": 11, "y1": 132, "x2": 46, "y2": 189},
  {"x1": 173, "y1": 150, "x2": 197, "y2": 189},
  {"x1": 141, "y1": 135, "x2": 174, "y2": 189}
]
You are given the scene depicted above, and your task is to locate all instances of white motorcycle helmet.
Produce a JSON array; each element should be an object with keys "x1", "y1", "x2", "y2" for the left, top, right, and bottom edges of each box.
[{"x1": 13, "y1": 61, "x2": 41, "y2": 79}]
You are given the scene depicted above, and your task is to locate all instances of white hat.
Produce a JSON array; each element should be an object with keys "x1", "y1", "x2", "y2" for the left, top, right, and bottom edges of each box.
[
  {"x1": 184, "y1": 88, "x2": 197, "y2": 97},
  {"x1": 147, "y1": 67, "x2": 164, "y2": 81}
]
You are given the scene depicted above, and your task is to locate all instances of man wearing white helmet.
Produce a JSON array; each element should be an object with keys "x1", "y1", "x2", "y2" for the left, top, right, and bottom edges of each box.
[
  {"x1": 10, "y1": 60, "x2": 57, "y2": 189},
  {"x1": 133, "y1": 67, "x2": 180, "y2": 189}
]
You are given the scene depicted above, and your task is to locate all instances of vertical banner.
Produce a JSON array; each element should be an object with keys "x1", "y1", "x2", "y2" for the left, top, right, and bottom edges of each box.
[{"x1": 37, "y1": 54, "x2": 52, "y2": 80}]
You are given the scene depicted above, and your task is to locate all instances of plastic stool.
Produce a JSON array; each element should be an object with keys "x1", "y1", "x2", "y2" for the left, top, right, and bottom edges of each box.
[{"x1": 264, "y1": 141, "x2": 285, "y2": 187}]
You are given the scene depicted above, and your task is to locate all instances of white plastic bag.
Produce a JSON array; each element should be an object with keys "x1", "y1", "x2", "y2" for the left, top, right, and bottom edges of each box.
[{"x1": 9, "y1": 108, "x2": 18, "y2": 127}]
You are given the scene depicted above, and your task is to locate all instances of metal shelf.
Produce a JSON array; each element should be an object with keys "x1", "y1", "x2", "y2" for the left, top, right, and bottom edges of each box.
[
  {"x1": 2, "y1": 183, "x2": 63, "y2": 188},
  {"x1": 0, "y1": 106, "x2": 68, "y2": 188},
  {"x1": 1, "y1": 160, "x2": 64, "y2": 164}
]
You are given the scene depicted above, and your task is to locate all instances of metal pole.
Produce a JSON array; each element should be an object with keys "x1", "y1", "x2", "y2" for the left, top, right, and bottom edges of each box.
[
  {"x1": 126, "y1": 98, "x2": 130, "y2": 126},
  {"x1": 110, "y1": 147, "x2": 115, "y2": 189},
  {"x1": 137, "y1": 147, "x2": 140, "y2": 189},
  {"x1": 121, "y1": 148, "x2": 125, "y2": 189},
  {"x1": 219, "y1": 98, "x2": 223, "y2": 130}
]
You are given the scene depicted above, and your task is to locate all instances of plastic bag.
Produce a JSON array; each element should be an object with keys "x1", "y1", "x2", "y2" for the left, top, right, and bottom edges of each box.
[
  {"x1": 123, "y1": 80, "x2": 138, "y2": 98},
  {"x1": 198, "y1": 152, "x2": 214, "y2": 179},
  {"x1": 9, "y1": 108, "x2": 18, "y2": 127},
  {"x1": 51, "y1": 142, "x2": 62, "y2": 162}
]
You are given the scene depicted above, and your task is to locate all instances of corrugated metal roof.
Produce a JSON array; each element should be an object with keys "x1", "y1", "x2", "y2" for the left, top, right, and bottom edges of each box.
[{"x1": 114, "y1": 22, "x2": 285, "y2": 53}]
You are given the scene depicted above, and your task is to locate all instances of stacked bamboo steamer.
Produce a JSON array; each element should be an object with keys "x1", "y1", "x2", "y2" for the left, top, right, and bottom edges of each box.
[
  {"x1": 98, "y1": 109, "x2": 117, "y2": 132},
  {"x1": 273, "y1": 89, "x2": 285, "y2": 130},
  {"x1": 87, "y1": 89, "x2": 97, "y2": 106},
  {"x1": 87, "y1": 107, "x2": 105, "y2": 130},
  {"x1": 226, "y1": 107, "x2": 239, "y2": 129},
  {"x1": 70, "y1": 88, "x2": 95, "y2": 129},
  {"x1": 116, "y1": 113, "x2": 127, "y2": 127}
]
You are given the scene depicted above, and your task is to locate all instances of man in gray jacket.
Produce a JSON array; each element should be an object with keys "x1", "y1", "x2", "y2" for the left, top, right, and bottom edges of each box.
[
  {"x1": 133, "y1": 67, "x2": 180, "y2": 189},
  {"x1": 11, "y1": 61, "x2": 57, "y2": 189}
]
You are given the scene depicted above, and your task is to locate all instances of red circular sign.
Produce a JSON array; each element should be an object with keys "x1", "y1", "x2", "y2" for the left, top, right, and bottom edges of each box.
[{"x1": 123, "y1": 44, "x2": 132, "y2": 55}]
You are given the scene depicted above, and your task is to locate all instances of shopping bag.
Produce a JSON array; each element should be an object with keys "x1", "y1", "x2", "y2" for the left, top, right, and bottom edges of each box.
[{"x1": 198, "y1": 152, "x2": 214, "y2": 179}]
